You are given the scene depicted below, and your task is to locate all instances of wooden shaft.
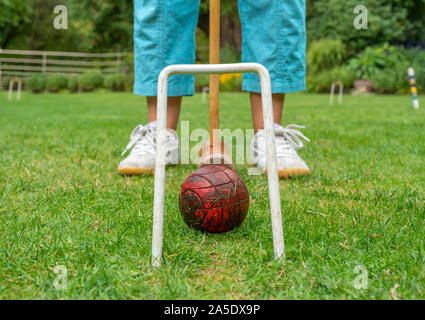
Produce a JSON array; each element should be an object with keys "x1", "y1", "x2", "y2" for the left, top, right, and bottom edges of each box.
[{"x1": 209, "y1": 0, "x2": 220, "y2": 150}]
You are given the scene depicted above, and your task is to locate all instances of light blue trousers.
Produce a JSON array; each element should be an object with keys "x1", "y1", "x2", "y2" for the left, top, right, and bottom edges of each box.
[{"x1": 134, "y1": 0, "x2": 306, "y2": 96}]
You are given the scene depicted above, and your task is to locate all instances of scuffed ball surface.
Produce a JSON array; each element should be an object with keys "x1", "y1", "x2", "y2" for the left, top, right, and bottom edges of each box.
[{"x1": 179, "y1": 165, "x2": 250, "y2": 234}]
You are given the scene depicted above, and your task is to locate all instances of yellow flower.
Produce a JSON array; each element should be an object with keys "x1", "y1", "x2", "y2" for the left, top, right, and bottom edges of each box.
[{"x1": 219, "y1": 73, "x2": 242, "y2": 85}]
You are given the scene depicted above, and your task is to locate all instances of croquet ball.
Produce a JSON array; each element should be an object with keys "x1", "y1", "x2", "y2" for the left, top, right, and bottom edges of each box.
[{"x1": 179, "y1": 165, "x2": 249, "y2": 234}]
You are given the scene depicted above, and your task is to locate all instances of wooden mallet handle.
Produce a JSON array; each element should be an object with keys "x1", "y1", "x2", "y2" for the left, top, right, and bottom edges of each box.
[
  {"x1": 209, "y1": 0, "x2": 220, "y2": 149},
  {"x1": 198, "y1": 0, "x2": 233, "y2": 169}
]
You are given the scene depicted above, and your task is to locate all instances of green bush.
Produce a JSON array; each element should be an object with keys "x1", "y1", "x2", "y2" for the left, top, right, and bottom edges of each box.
[
  {"x1": 307, "y1": 39, "x2": 347, "y2": 74},
  {"x1": 104, "y1": 73, "x2": 126, "y2": 91},
  {"x1": 307, "y1": 66, "x2": 355, "y2": 93},
  {"x1": 346, "y1": 45, "x2": 425, "y2": 94},
  {"x1": 27, "y1": 74, "x2": 46, "y2": 93},
  {"x1": 371, "y1": 68, "x2": 409, "y2": 94},
  {"x1": 306, "y1": 0, "x2": 425, "y2": 53},
  {"x1": 79, "y1": 71, "x2": 104, "y2": 92},
  {"x1": 46, "y1": 74, "x2": 68, "y2": 93},
  {"x1": 348, "y1": 43, "x2": 399, "y2": 80},
  {"x1": 371, "y1": 63, "x2": 424, "y2": 95},
  {"x1": 68, "y1": 76, "x2": 79, "y2": 93}
]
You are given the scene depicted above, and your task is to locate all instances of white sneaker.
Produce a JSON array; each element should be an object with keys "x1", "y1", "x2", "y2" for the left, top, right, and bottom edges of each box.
[
  {"x1": 250, "y1": 124, "x2": 311, "y2": 179},
  {"x1": 118, "y1": 122, "x2": 179, "y2": 176}
]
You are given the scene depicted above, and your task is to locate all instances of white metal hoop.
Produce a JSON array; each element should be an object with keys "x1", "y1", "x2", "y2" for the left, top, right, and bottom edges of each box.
[
  {"x1": 152, "y1": 63, "x2": 284, "y2": 267},
  {"x1": 202, "y1": 87, "x2": 210, "y2": 104},
  {"x1": 8, "y1": 78, "x2": 22, "y2": 101},
  {"x1": 330, "y1": 81, "x2": 344, "y2": 105}
]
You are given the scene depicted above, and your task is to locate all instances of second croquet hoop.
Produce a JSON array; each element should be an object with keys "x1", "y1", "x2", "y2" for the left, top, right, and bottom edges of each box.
[
  {"x1": 330, "y1": 81, "x2": 343, "y2": 105},
  {"x1": 202, "y1": 87, "x2": 209, "y2": 104},
  {"x1": 8, "y1": 77, "x2": 22, "y2": 101}
]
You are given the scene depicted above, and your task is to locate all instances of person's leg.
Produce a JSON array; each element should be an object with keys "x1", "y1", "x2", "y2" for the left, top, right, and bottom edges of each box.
[
  {"x1": 238, "y1": 0, "x2": 306, "y2": 95},
  {"x1": 250, "y1": 93, "x2": 285, "y2": 133},
  {"x1": 133, "y1": 0, "x2": 200, "y2": 99},
  {"x1": 147, "y1": 96, "x2": 181, "y2": 131},
  {"x1": 239, "y1": 0, "x2": 306, "y2": 125},
  {"x1": 133, "y1": 0, "x2": 200, "y2": 131},
  {"x1": 119, "y1": 0, "x2": 200, "y2": 175},
  {"x1": 239, "y1": 0, "x2": 310, "y2": 178}
]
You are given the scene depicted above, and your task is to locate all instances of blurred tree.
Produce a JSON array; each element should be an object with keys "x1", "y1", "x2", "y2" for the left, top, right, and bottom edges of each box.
[
  {"x1": 307, "y1": 0, "x2": 425, "y2": 52},
  {"x1": 1, "y1": 0, "x2": 132, "y2": 52},
  {"x1": 3, "y1": 0, "x2": 94, "y2": 51},
  {"x1": 0, "y1": 0, "x2": 31, "y2": 47},
  {"x1": 2, "y1": 0, "x2": 425, "y2": 54},
  {"x1": 76, "y1": 0, "x2": 133, "y2": 51},
  {"x1": 199, "y1": 0, "x2": 241, "y2": 53}
]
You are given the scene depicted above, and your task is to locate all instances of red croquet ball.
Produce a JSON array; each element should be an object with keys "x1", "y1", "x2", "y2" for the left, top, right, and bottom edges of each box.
[{"x1": 179, "y1": 165, "x2": 250, "y2": 234}]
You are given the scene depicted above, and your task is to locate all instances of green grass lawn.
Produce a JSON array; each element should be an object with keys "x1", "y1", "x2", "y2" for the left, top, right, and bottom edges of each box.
[{"x1": 0, "y1": 91, "x2": 424, "y2": 299}]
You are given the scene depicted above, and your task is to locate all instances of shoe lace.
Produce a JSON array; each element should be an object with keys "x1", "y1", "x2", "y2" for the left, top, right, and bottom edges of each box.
[
  {"x1": 256, "y1": 124, "x2": 310, "y2": 159},
  {"x1": 121, "y1": 124, "x2": 156, "y2": 157},
  {"x1": 277, "y1": 124, "x2": 310, "y2": 149}
]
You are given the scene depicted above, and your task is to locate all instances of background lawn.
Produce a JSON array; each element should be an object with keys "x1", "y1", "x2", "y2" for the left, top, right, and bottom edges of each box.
[{"x1": 0, "y1": 91, "x2": 424, "y2": 299}]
